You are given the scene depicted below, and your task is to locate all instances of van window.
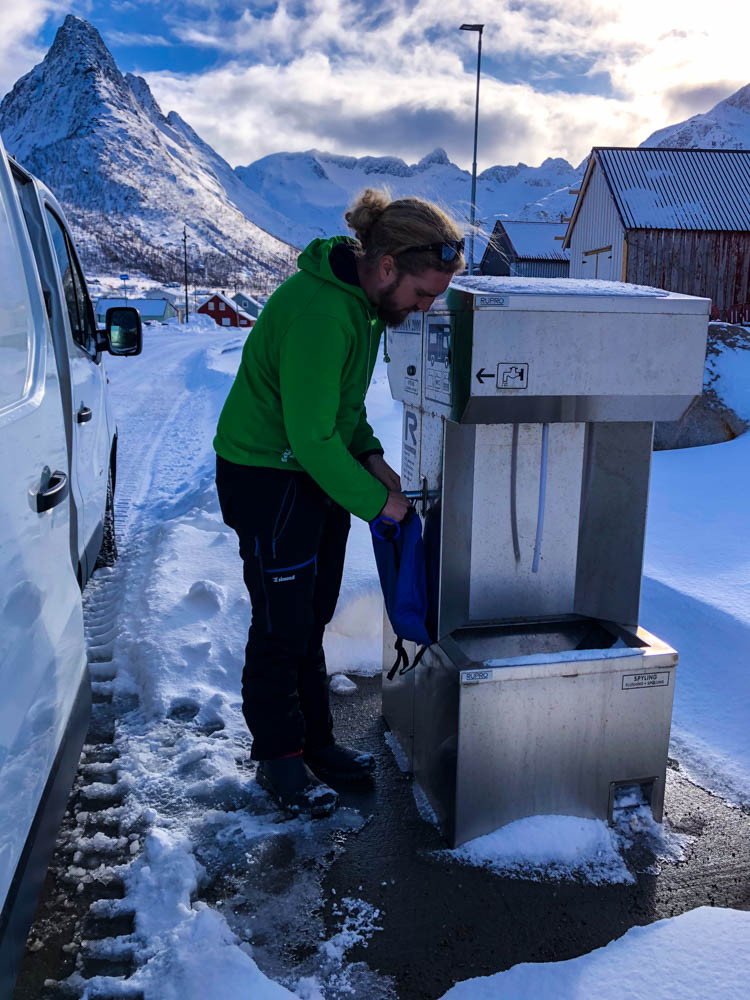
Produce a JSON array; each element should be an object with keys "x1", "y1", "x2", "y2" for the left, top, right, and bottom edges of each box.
[
  {"x1": 0, "y1": 192, "x2": 32, "y2": 410},
  {"x1": 45, "y1": 208, "x2": 97, "y2": 357}
]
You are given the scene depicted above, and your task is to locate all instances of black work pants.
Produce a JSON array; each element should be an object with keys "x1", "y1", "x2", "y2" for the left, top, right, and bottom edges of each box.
[{"x1": 215, "y1": 456, "x2": 350, "y2": 760}]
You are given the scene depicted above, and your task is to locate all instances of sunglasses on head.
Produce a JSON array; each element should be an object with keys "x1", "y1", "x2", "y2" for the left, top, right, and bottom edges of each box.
[{"x1": 395, "y1": 239, "x2": 465, "y2": 262}]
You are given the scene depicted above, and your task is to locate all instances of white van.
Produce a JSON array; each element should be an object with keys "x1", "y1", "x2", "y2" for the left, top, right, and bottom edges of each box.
[{"x1": 0, "y1": 136, "x2": 141, "y2": 991}]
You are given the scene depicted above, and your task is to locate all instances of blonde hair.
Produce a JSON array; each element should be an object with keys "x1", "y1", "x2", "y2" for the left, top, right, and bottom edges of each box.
[{"x1": 344, "y1": 188, "x2": 465, "y2": 275}]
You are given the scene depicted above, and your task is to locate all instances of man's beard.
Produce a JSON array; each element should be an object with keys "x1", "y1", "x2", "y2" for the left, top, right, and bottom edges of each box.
[{"x1": 376, "y1": 274, "x2": 413, "y2": 326}]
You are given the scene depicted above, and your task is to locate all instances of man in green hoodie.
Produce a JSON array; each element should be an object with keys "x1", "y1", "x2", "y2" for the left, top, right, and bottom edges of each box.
[{"x1": 214, "y1": 189, "x2": 465, "y2": 816}]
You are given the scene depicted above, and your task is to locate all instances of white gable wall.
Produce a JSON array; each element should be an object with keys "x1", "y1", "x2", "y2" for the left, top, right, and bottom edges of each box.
[{"x1": 569, "y1": 161, "x2": 625, "y2": 280}]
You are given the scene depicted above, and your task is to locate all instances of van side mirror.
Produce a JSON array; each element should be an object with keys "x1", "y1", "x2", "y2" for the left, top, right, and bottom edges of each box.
[{"x1": 105, "y1": 307, "x2": 142, "y2": 356}]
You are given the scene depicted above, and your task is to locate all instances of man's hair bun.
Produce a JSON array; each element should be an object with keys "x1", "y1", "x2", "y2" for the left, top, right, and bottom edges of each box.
[
  {"x1": 344, "y1": 188, "x2": 390, "y2": 245},
  {"x1": 343, "y1": 187, "x2": 465, "y2": 276}
]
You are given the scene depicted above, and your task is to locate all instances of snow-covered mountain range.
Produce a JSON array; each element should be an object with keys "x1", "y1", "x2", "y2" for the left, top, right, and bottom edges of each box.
[
  {"x1": 1, "y1": 14, "x2": 748, "y2": 283},
  {"x1": 235, "y1": 148, "x2": 583, "y2": 249}
]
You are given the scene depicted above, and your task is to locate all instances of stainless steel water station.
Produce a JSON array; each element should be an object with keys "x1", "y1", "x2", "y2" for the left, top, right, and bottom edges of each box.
[{"x1": 383, "y1": 276, "x2": 710, "y2": 848}]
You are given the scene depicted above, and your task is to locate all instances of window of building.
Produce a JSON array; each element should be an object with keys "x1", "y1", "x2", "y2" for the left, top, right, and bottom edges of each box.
[
  {"x1": 222, "y1": 318, "x2": 230, "y2": 326},
  {"x1": 208, "y1": 301, "x2": 214, "y2": 311},
  {"x1": 219, "y1": 301, "x2": 225, "y2": 311}
]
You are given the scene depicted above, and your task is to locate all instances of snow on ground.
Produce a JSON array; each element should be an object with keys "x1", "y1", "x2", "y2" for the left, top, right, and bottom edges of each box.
[
  {"x1": 438, "y1": 906, "x2": 750, "y2": 1000},
  {"x1": 72, "y1": 323, "x2": 393, "y2": 999},
  {"x1": 642, "y1": 342, "x2": 750, "y2": 804},
  {"x1": 82, "y1": 318, "x2": 750, "y2": 996},
  {"x1": 443, "y1": 805, "x2": 691, "y2": 885}
]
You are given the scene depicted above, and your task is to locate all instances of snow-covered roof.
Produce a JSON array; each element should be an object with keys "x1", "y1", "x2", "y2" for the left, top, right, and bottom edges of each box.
[
  {"x1": 233, "y1": 292, "x2": 263, "y2": 308},
  {"x1": 143, "y1": 288, "x2": 179, "y2": 304},
  {"x1": 197, "y1": 291, "x2": 253, "y2": 321},
  {"x1": 568, "y1": 148, "x2": 750, "y2": 241},
  {"x1": 96, "y1": 297, "x2": 174, "y2": 318},
  {"x1": 492, "y1": 220, "x2": 570, "y2": 261}
]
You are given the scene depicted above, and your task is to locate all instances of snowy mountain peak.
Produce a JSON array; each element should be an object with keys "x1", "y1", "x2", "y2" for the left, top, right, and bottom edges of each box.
[
  {"x1": 641, "y1": 79, "x2": 750, "y2": 150},
  {"x1": 416, "y1": 148, "x2": 452, "y2": 170},
  {"x1": 723, "y1": 82, "x2": 750, "y2": 113},
  {"x1": 539, "y1": 156, "x2": 577, "y2": 175},
  {"x1": 0, "y1": 16, "x2": 296, "y2": 289},
  {"x1": 50, "y1": 14, "x2": 119, "y2": 77}
]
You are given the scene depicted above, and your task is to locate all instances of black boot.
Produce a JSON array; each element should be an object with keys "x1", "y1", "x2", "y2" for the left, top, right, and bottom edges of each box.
[
  {"x1": 256, "y1": 755, "x2": 338, "y2": 817},
  {"x1": 305, "y1": 742, "x2": 375, "y2": 781}
]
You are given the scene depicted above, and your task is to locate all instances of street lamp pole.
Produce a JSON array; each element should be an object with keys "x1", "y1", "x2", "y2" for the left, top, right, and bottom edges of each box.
[
  {"x1": 460, "y1": 23, "x2": 484, "y2": 275},
  {"x1": 183, "y1": 225, "x2": 189, "y2": 323}
]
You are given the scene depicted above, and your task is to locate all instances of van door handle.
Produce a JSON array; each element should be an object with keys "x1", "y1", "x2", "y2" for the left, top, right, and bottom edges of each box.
[
  {"x1": 77, "y1": 406, "x2": 93, "y2": 423},
  {"x1": 36, "y1": 470, "x2": 68, "y2": 513}
]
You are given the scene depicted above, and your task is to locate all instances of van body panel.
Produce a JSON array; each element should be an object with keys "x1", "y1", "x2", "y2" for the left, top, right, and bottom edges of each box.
[
  {"x1": 9, "y1": 165, "x2": 114, "y2": 584},
  {"x1": 0, "y1": 140, "x2": 89, "y2": 981},
  {"x1": 0, "y1": 667, "x2": 90, "y2": 994}
]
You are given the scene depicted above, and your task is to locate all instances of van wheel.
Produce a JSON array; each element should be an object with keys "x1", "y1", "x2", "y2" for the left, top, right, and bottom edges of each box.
[{"x1": 94, "y1": 468, "x2": 118, "y2": 569}]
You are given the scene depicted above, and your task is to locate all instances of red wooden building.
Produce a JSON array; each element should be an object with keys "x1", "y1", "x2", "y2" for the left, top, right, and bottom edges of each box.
[{"x1": 197, "y1": 292, "x2": 254, "y2": 328}]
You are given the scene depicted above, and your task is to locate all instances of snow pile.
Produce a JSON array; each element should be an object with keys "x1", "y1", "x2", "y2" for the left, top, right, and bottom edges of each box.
[
  {"x1": 448, "y1": 815, "x2": 632, "y2": 884},
  {"x1": 444, "y1": 805, "x2": 691, "y2": 885},
  {"x1": 75, "y1": 827, "x2": 298, "y2": 1000},
  {"x1": 709, "y1": 327, "x2": 750, "y2": 421},
  {"x1": 644, "y1": 336, "x2": 750, "y2": 804},
  {"x1": 438, "y1": 906, "x2": 750, "y2": 999}
]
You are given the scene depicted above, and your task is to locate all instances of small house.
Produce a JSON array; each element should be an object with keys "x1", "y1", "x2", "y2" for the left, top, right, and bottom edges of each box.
[
  {"x1": 197, "y1": 292, "x2": 254, "y2": 328},
  {"x1": 232, "y1": 291, "x2": 264, "y2": 319},
  {"x1": 480, "y1": 221, "x2": 570, "y2": 278},
  {"x1": 95, "y1": 297, "x2": 177, "y2": 325},
  {"x1": 563, "y1": 147, "x2": 750, "y2": 319}
]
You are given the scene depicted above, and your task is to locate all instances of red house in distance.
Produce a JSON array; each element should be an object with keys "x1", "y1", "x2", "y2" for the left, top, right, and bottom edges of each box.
[{"x1": 197, "y1": 291, "x2": 254, "y2": 328}]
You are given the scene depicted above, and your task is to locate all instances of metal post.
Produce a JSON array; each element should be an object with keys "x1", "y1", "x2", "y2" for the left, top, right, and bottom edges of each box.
[
  {"x1": 183, "y1": 225, "x2": 189, "y2": 323},
  {"x1": 460, "y1": 24, "x2": 484, "y2": 274}
]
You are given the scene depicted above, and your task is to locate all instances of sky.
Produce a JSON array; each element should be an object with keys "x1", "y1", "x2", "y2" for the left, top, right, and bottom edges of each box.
[{"x1": 1, "y1": 0, "x2": 747, "y2": 171}]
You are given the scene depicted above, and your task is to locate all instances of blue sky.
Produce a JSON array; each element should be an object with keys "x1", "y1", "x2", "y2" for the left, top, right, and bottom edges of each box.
[{"x1": 3, "y1": 1, "x2": 747, "y2": 170}]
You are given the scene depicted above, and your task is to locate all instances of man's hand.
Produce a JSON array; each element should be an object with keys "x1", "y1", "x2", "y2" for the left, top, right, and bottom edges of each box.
[
  {"x1": 364, "y1": 453, "x2": 402, "y2": 492},
  {"x1": 380, "y1": 490, "x2": 411, "y2": 523}
]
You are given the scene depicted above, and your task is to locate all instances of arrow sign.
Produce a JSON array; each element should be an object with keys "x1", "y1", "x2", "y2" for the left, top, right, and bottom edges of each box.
[{"x1": 475, "y1": 367, "x2": 494, "y2": 384}]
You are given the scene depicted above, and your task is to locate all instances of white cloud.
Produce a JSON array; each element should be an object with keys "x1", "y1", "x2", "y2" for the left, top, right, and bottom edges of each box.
[
  {"x1": 105, "y1": 30, "x2": 173, "y2": 47},
  {"x1": 0, "y1": 1, "x2": 68, "y2": 97},
  {"x1": 3, "y1": 1, "x2": 747, "y2": 169},
  {"x1": 142, "y1": 0, "x2": 748, "y2": 169}
]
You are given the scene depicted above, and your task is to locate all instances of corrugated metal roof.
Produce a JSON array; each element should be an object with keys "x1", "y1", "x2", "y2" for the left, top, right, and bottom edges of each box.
[
  {"x1": 595, "y1": 148, "x2": 750, "y2": 231},
  {"x1": 499, "y1": 221, "x2": 570, "y2": 260}
]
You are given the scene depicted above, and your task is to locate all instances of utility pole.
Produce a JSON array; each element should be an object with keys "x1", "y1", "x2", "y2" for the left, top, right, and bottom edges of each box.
[
  {"x1": 183, "y1": 225, "x2": 189, "y2": 323},
  {"x1": 460, "y1": 23, "x2": 484, "y2": 275}
]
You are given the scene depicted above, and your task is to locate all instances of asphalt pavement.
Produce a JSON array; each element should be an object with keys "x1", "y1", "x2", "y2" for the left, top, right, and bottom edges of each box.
[
  {"x1": 13, "y1": 674, "x2": 750, "y2": 1000},
  {"x1": 325, "y1": 675, "x2": 750, "y2": 1000}
]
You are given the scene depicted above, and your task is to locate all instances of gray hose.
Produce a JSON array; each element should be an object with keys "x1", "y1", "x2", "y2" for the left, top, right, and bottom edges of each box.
[
  {"x1": 532, "y1": 423, "x2": 550, "y2": 574},
  {"x1": 510, "y1": 424, "x2": 521, "y2": 563}
]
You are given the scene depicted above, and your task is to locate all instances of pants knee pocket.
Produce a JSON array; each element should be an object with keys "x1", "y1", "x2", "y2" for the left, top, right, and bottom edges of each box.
[{"x1": 255, "y1": 540, "x2": 319, "y2": 635}]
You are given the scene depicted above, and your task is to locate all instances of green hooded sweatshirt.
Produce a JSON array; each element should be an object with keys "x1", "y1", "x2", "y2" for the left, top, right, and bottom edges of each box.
[{"x1": 213, "y1": 237, "x2": 388, "y2": 521}]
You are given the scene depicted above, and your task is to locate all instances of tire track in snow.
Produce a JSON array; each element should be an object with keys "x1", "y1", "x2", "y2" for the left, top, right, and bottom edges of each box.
[{"x1": 26, "y1": 333, "x2": 232, "y2": 998}]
